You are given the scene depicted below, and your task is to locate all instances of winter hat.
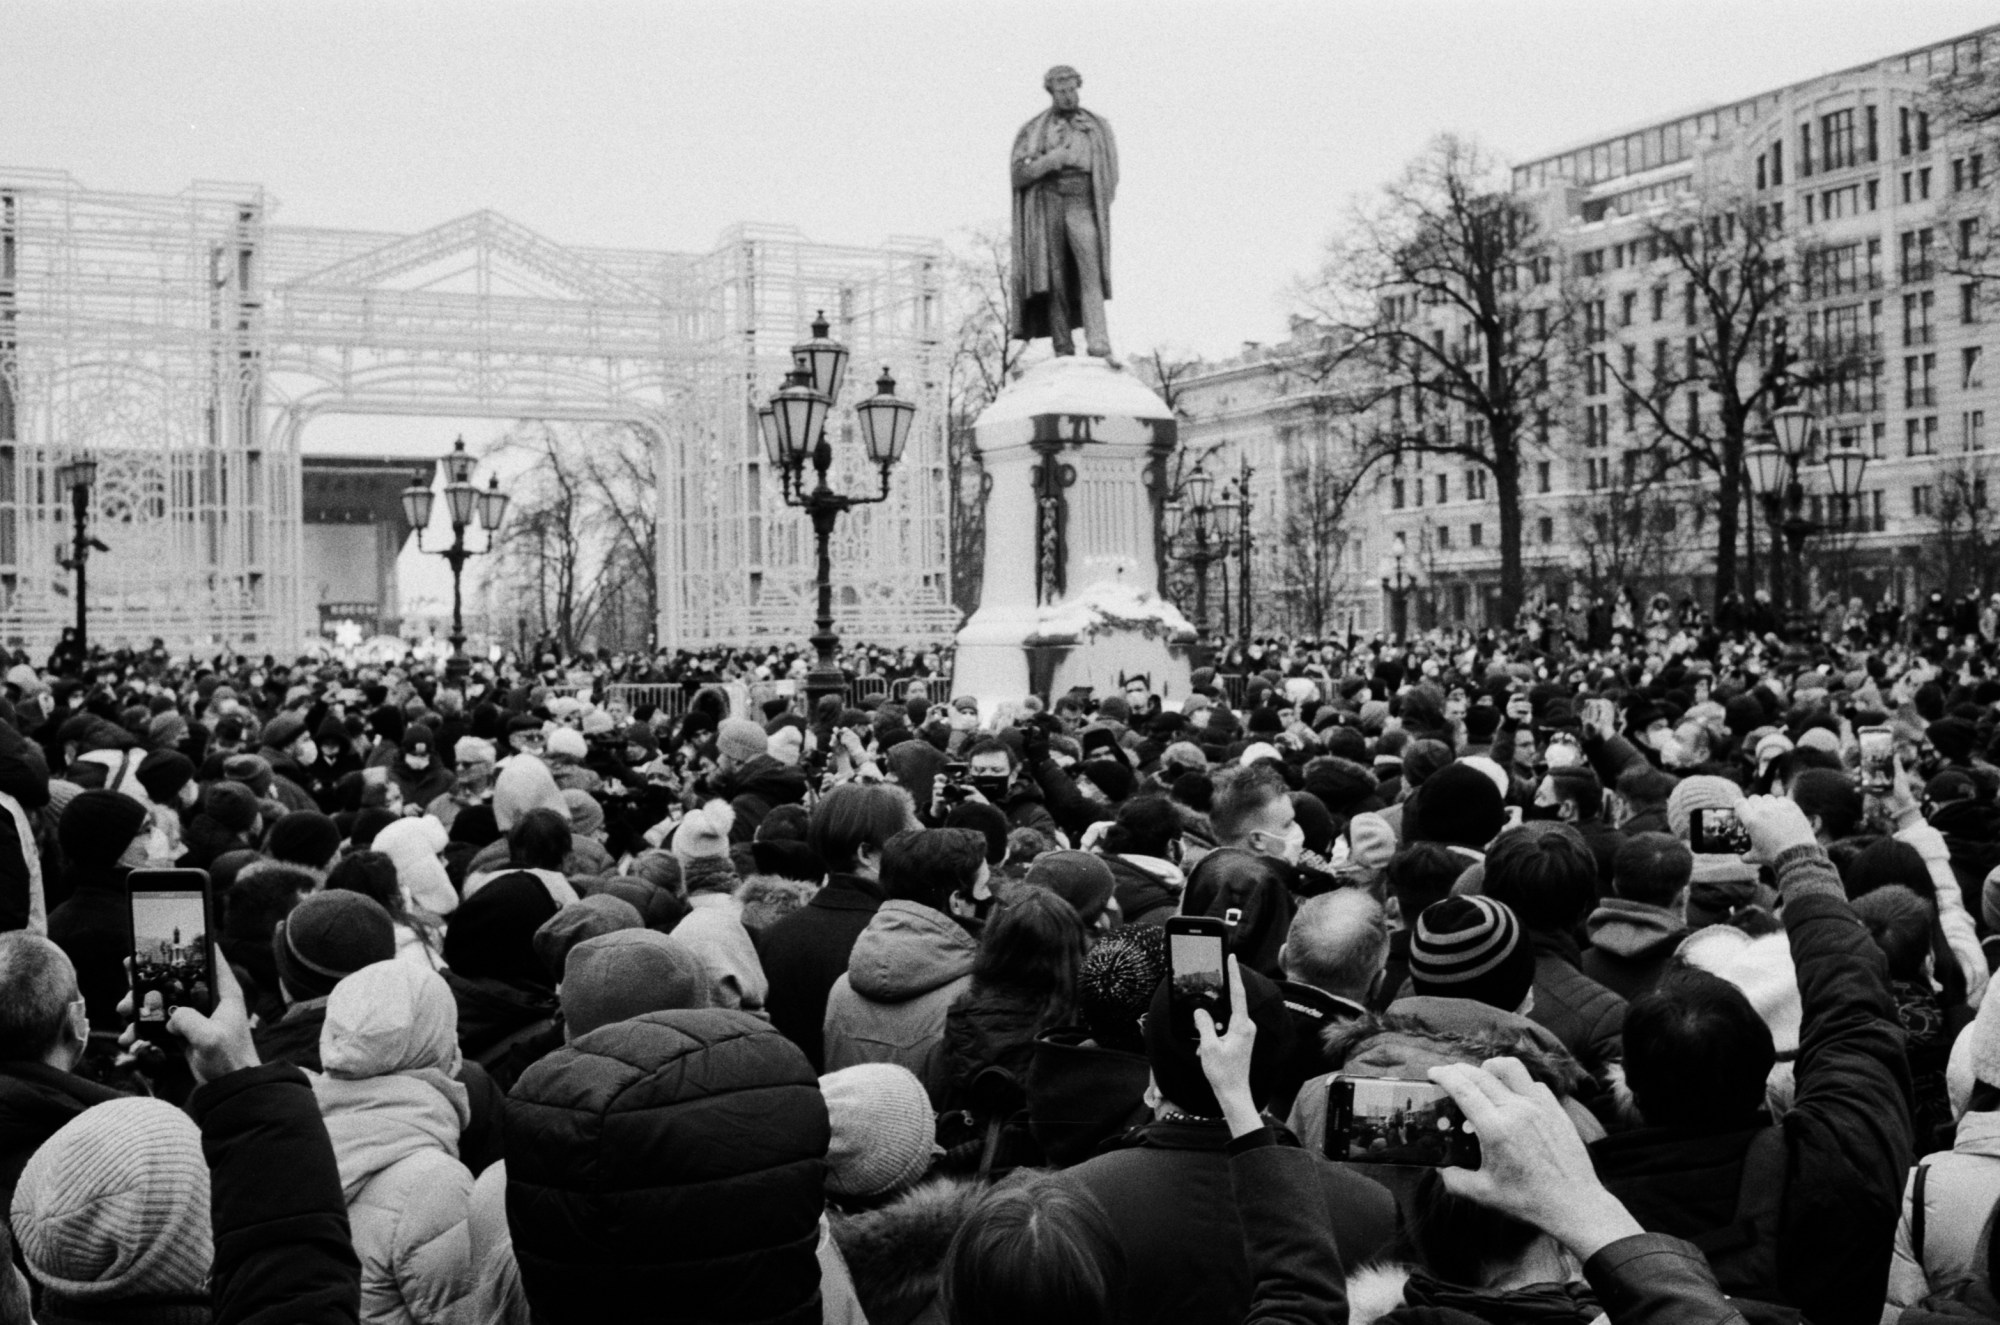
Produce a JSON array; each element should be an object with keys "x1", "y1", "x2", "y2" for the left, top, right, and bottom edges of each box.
[
  {"x1": 544, "y1": 727, "x2": 586, "y2": 762},
  {"x1": 1024, "y1": 850, "x2": 1117, "y2": 926},
  {"x1": 561, "y1": 929, "x2": 715, "y2": 1037},
  {"x1": 563, "y1": 789, "x2": 605, "y2": 840},
  {"x1": 1405, "y1": 763, "x2": 1507, "y2": 852},
  {"x1": 266, "y1": 810, "x2": 342, "y2": 871},
  {"x1": 492, "y1": 757, "x2": 570, "y2": 831},
  {"x1": 221, "y1": 753, "x2": 274, "y2": 798},
  {"x1": 673, "y1": 802, "x2": 735, "y2": 864},
  {"x1": 1681, "y1": 927, "x2": 1801, "y2": 1109},
  {"x1": 1345, "y1": 811, "x2": 1397, "y2": 871},
  {"x1": 372, "y1": 815, "x2": 458, "y2": 916},
  {"x1": 455, "y1": 735, "x2": 498, "y2": 768},
  {"x1": 1144, "y1": 962, "x2": 1295, "y2": 1117},
  {"x1": 133, "y1": 750, "x2": 195, "y2": 807},
  {"x1": 1078, "y1": 759, "x2": 1137, "y2": 804},
  {"x1": 1947, "y1": 987, "x2": 2000, "y2": 1119},
  {"x1": 820, "y1": 1063, "x2": 939, "y2": 1200},
  {"x1": 534, "y1": 893, "x2": 644, "y2": 983},
  {"x1": 1290, "y1": 793, "x2": 1336, "y2": 857},
  {"x1": 9, "y1": 1097, "x2": 212, "y2": 1307},
  {"x1": 1239, "y1": 742, "x2": 1283, "y2": 768},
  {"x1": 717, "y1": 718, "x2": 769, "y2": 765},
  {"x1": 1795, "y1": 727, "x2": 1840, "y2": 755},
  {"x1": 1408, "y1": 895, "x2": 1535, "y2": 1012},
  {"x1": 1667, "y1": 775, "x2": 1745, "y2": 843},
  {"x1": 580, "y1": 872, "x2": 690, "y2": 933},
  {"x1": 200, "y1": 779, "x2": 259, "y2": 834},
  {"x1": 272, "y1": 889, "x2": 397, "y2": 1000},
  {"x1": 146, "y1": 711, "x2": 189, "y2": 750},
  {"x1": 1723, "y1": 695, "x2": 1766, "y2": 738},
  {"x1": 441, "y1": 871, "x2": 561, "y2": 990},
  {"x1": 261, "y1": 712, "x2": 309, "y2": 751},
  {"x1": 57, "y1": 790, "x2": 149, "y2": 870},
  {"x1": 1302, "y1": 758, "x2": 1378, "y2": 815},
  {"x1": 881, "y1": 738, "x2": 948, "y2": 793},
  {"x1": 1078, "y1": 924, "x2": 1169, "y2": 1054},
  {"x1": 1457, "y1": 755, "x2": 1510, "y2": 799},
  {"x1": 1930, "y1": 717, "x2": 1979, "y2": 763},
  {"x1": 581, "y1": 708, "x2": 616, "y2": 738},
  {"x1": 350, "y1": 806, "x2": 400, "y2": 850}
]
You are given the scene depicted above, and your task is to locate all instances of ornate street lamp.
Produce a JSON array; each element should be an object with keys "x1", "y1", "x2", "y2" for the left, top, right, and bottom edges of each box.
[
  {"x1": 406, "y1": 436, "x2": 509, "y2": 677},
  {"x1": 765, "y1": 312, "x2": 915, "y2": 709},
  {"x1": 1745, "y1": 401, "x2": 1867, "y2": 635},
  {"x1": 1379, "y1": 530, "x2": 1415, "y2": 644},
  {"x1": 52, "y1": 457, "x2": 105, "y2": 670},
  {"x1": 1165, "y1": 462, "x2": 1232, "y2": 637}
]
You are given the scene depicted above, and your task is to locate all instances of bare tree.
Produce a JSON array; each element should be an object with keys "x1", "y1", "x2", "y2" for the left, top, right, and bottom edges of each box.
[
  {"x1": 1566, "y1": 464, "x2": 1708, "y2": 611},
  {"x1": 1273, "y1": 439, "x2": 1366, "y2": 637},
  {"x1": 1918, "y1": 451, "x2": 2000, "y2": 598},
  {"x1": 939, "y1": 226, "x2": 1025, "y2": 616},
  {"x1": 1597, "y1": 190, "x2": 1859, "y2": 607},
  {"x1": 1928, "y1": 60, "x2": 2000, "y2": 285},
  {"x1": 1302, "y1": 134, "x2": 1576, "y2": 623}
]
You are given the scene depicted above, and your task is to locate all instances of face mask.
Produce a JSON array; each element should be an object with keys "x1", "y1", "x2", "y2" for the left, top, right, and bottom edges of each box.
[
  {"x1": 1522, "y1": 802, "x2": 1566, "y2": 822},
  {"x1": 295, "y1": 739, "x2": 318, "y2": 767},
  {"x1": 405, "y1": 755, "x2": 430, "y2": 771},
  {"x1": 1259, "y1": 822, "x2": 1305, "y2": 866}
]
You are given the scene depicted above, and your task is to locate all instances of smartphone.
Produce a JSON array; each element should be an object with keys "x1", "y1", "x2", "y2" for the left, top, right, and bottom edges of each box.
[
  {"x1": 1325, "y1": 1075, "x2": 1481, "y2": 1168},
  {"x1": 1164, "y1": 915, "x2": 1231, "y2": 1039},
  {"x1": 127, "y1": 868, "x2": 217, "y2": 1046},
  {"x1": 1583, "y1": 698, "x2": 1615, "y2": 733},
  {"x1": 1858, "y1": 725, "x2": 1894, "y2": 795},
  {"x1": 1689, "y1": 806, "x2": 1751, "y2": 855}
]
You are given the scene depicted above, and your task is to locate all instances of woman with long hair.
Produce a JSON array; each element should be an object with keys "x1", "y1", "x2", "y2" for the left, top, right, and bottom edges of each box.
[{"x1": 942, "y1": 885, "x2": 1087, "y2": 1110}]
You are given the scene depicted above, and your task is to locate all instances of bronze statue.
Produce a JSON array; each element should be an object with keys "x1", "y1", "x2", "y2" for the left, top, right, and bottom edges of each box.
[{"x1": 1010, "y1": 65, "x2": 1117, "y2": 358}]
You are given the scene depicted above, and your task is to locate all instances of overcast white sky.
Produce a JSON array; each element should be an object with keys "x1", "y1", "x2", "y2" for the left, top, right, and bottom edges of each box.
[
  {"x1": 6, "y1": 0, "x2": 1995, "y2": 362},
  {"x1": 5, "y1": 1, "x2": 1994, "y2": 611}
]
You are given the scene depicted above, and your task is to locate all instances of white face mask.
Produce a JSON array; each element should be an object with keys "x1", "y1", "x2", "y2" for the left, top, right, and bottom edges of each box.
[
  {"x1": 1257, "y1": 822, "x2": 1305, "y2": 866},
  {"x1": 404, "y1": 755, "x2": 430, "y2": 771}
]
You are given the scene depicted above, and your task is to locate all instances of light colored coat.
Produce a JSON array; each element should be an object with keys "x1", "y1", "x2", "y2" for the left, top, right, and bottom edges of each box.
[
  {"x1": 1884, "y1": 1110, "x2": 2000, "y2": 1317},
  {"x1": 822, "y1": 900, "x2": 977, "y2": 1106},
  {"x1": 313, "y1": 960, "x2": 476, "y2": 1325}
]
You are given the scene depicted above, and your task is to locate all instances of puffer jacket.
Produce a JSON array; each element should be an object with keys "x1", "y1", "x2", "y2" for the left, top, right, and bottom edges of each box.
[
  {"x1": 1524, "y1": 929, "x2": 1627, "y2": 1074},
  {"x1": 1885, "y1": 1110, "x2": 2000, "y2": 1314},
  {"x1": 823, "y1": 900, "x2": 977, "y2": 1105},
  {"x1": 505, "y1": 1009, "x2": 829, "y2": 1325},
  {"x1": 312, "y1": 960, "x2": 475, "y2": 1325}
]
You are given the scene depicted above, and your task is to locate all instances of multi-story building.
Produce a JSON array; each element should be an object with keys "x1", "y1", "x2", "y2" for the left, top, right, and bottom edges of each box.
[{"x1": 1169, "y1": 23, "x2": 1999, "y2": 637}]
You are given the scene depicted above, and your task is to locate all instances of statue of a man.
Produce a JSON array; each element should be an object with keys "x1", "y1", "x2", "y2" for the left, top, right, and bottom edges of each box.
[{"x1": 1010, "y1": 65, "x2": 1117, "y2": 358}]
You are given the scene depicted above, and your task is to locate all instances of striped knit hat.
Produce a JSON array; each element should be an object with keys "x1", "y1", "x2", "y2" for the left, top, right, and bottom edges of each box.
[
  {"x1": 9, "y1": 1097, "x2": 212, "y2": 1307},
  {"x1": 1409, "y1": 895, "x2": 1535, "y2": 1012}
]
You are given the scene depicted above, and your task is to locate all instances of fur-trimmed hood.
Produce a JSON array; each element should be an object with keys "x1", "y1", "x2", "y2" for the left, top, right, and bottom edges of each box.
[
  {"x1": 1324, "y1": 1006, "x2": 1588, "y2": 1098},
  {"x1": 831, "y1": 1177, "x2": 984, "y2": 1325},
  {"x1": 1346, "y1": 1262, "x2": 1607, "y2": 1325}
]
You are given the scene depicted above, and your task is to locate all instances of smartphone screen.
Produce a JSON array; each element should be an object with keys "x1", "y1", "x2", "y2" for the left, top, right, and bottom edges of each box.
[
  {"x1": 1859, "y1": 726, "x2": 1894, "y2": 794},
  {"x1": 1690, "y1": 807, "x2": 1751, "y2": 855},
  {"x1": 1326, "y1": 1076, "x2": 1479, "y2": 1167},
  {"x1": 129, "y1": 872, "x2": 215, "y2": 1045},
  {"x1": 1166, "y1": 921, "x2": 1229, "y2": 1037}
]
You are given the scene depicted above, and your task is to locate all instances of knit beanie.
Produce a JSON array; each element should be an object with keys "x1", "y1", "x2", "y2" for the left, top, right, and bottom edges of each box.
[
  {"x1": 135, "y1": 750, "x2": 195, "y2": 806},
  {"x1": 563, "y1": 790, "x2": 605, "y2": 840},
  {"x1": 545, "y1": 727, "x2": 586, "y2": 762},
  {"x1": 273, "y1": 889, "x2": 397, "y2": 1001},
  {"x1": 455, "y1": 736, "x2": 498, "y2": 768},
  {"x1": 1405, "y1": 762, "x2": 1507, "y2": 851},
  {"x1": 1144, "y1": 962, "x2": 1295, "y2": 1117},
  {"x1": 1078, "y1": 759, "x2": 1137, "y2": 804},
  {"x1": 1948, "y1": 985, "x2": 2000, "y2": 1120},
  {"x1": 9, "y1": 1098, "x2": 212, "y2": 1307},
  {"x1": 1345, "y1": 811, "x2": 1398, "y2": 871},
  {"x1": 261, "y1": 712, "x2": 308, "y2": 752},
  {"x1": 1078, "y1": 925, "x2": 1169, "y2": 1053},
  {"x1": 820, "y1": 1063, "x2": 939, "y2": 1200},
  {"x1": 673, "y1": 803, "x2": 735, "y2": 864},
  {"x1": 717, "y1": 718, "x2": 769, "y2": 765},
  {"x1": 1666, "y1": 774, "x2": 1745, "y2": 843},
  {"x1": 561, "y1": 930, "x2": 714, "y2": 1037},
  {"x1": 57, "y1": 790, "x2": 149, "y2": 870},
  {"x1": 266, "y1": 810, "x2": 342, "y2": 871},
  {"x1": 1930, "y1": 717, "x2": 1979, "y2": 763},
  {"x1": 222, "y1": 753, "x2": 274, "y2": 798},
  {"x1": 1408, "y1": 895, "x2": 1535, "y2": 1012},
  {"x1": 1024, "y1": 850, "x2": 1116, "y2": 926},
  {"x1": 442, "y1": 871, "x2": 560, "y2": 989},
  {"x1": 1795, "y1": 726, "x2": 1840, "y2": 755},
  {"x1": 533, "y1": 894, "x2": 643, "y2": 983}
]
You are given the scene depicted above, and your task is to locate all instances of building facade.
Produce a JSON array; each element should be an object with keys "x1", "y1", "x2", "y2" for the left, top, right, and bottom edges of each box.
[{"x1": 1168, "y1": 24, "x2": 2000, "y2": 639}]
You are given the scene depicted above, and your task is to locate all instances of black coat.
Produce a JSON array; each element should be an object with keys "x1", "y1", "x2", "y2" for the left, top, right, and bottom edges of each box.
[
  {"x1": 189, "y1": 1063, "x2": 360, "y2": 1325},
  {"x1": 756, "y1": 873, "x2": 885, "y2": 1071},
  {"x1": 0, "y1": 719, "x2": 50, "y2": 931},
  {"x1": 0, "y1": 1060, "x2": 122, "y2": 1219},
  {"x1": 1061, "y1": 1117, "x2": 1398, "y2": 1325},
  {"x1": 1591, "y1": 851, "x2": 1913, "y2": 1325},
  {"x1": 443, "y1": 970, "x2": 561, "y2": 1094},
  {"x1": 941, "y1": 984, "x2": 1046, "y2": 1110},
  {"x1": 46, "y1": 871, "x2": 130, "y2": 1031},
  {"x1": 505, "y1": 1009, "x2": 829, "y2": 1325}
]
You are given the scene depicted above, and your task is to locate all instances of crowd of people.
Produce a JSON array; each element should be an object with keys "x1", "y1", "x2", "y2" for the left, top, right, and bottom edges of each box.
[{"x1": 0, "y1": 616, "x2": 1998, "y2": 1325}]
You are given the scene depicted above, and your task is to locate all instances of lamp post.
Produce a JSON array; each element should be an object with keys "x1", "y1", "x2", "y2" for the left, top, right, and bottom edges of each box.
[
  {"x1": 1164, "y1": 462, "x2": 1236, "y2": 638},
  {"x1": 1744, "y1": 404, "x2": 1869, "y2": 637},
  {"x1": 1378, "y1": 531, "x2": 1415, "y2": 643},
  {"x1": 402, "y1": 436, "x2": 510, "y2": 679},
  {"x1": 1229, "y1": 458, "x2": 1256, "y2": 639},
  {"x1": 52, "y1": 457, "x2": 103, "y2": 668},
  {"x1": 763, "y1": 311, "x2": 916, "y2": 711}
]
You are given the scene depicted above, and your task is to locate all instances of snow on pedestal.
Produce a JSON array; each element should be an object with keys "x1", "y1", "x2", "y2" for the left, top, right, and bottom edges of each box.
[{"x1": 953, "y1": 356, "x2": 1195, "y2": 709}]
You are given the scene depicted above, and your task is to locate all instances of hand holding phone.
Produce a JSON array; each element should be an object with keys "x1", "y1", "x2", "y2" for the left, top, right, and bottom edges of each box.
[
  {"x1": 1166, "y1": 915, "x2": 1231, "y2": 1041},
  {"x1": 166, "y1": 946, "x2": 259, "y2": 1085},
  {"x1": 127, "y1": 868, "x2": 217, "y2": 1047},
  {"x1": 1325, "y1": 1074, "x2": 1480, "y2": 1168},
  {"x1": 1688, "y1": 806, "x2": 1751, "y2": 855},
  {"x1": 1858, "y1": 725, "x2": 1894, "y2": 795},
  {"x1": 1193, "y1": 954, "x2": 1261, "y2": 1137}
]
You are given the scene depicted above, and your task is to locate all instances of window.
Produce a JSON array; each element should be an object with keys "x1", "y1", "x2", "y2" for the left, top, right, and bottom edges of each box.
[
  {"x1": 1686, "y1": 390, "x2": 1700, "y2": 432},
  {"x1": 1651, "y1": 285, "x2": 1667, "y2": 321},
  {"x1": 1821, "y1": 109, "x2": 1856, "y2": 170},
  {"x1": 1469, "y1": 523, "x2": 1484, "y2": 548},
  {"x1": 1683, "y1": 283, "x2": 1698, "y2": 324},
  {"x1": 1904, "y1": 291, "x2": 1934, "y2": 345},
  {"x1": 1800, "y1": 121, "x2": 1814, "y2": 177},
  {"x1": 1771, "y1": 141, "x2": 1783, "y2": 185},
  {"x1": 1536, "y1": 460, "x2": 1551, "y2": 493},
  {"x1": 1900, "y1": 172, "x2": 1914, "y2": 205},
  {"x1": 1871, "y1": 421, "x2": 1887, "y2": 458},
  {"x1": 1914, "y1": 484, "x2": 1935, "y2": 517},
  {"x1": 1905, "y1": 415, "x2": 1939, "y2": 455},
  {"x1": 1900, "y1": 107, "x2": 1913, "y2": 156},
  {"x1": 1964, "y1": 409, "x2": 1987, "y2": 451},
  {"x1": 1866, "y1": 105, "x2": 1880, "y2": 162},
  {"x1": 1468, "y1": 469, "x2": 1488, "y2": 500},
  {"x1": 1919, "y1": 167, "x2": 1932, "y2": 200},
  {"x1": 1918, "y1": 110, "x2": 1931, "y2": 152},
  {"x1": 1866, "y1": 179, "x2": 1879, "y2": 210},
  {"x1": 1538, "y1": 516, "x2": 1554, "y2": 544},
  {"x1": 1391, "y1": 479, "x2": 1405, "y2": 510},
  {"x1": 1619, "y1": 291, "x2": 1636, "y2": 327},
  {"x1": 1964, "y1": 283, "x2": 1984, "y2": 325},
  {"x1": 1622, "y1": 450, "x2": 1641, "y2": 485},
  {"x1": 1964, "y1": 346, "x2": 1984, "y2": 390},
  {"x1": 1579, "y1": 250, "x2": 1605, "y2": 277},
  {"x1": 1960, "y1": 218, "x2": 1981, "y2": 262},
  {"x1": 1901, "y1": 229, "x2": 1935, "y2": 283},
  {"x1": 1437, "y1": 525, "x2": 1453, "y2": 549},
  {"x1": 1904, "y1": 354, "x2": 1937, "y2": 407},
  {"x1": 1436, "y1": 473, "x2": 1449, "y2": 503}
]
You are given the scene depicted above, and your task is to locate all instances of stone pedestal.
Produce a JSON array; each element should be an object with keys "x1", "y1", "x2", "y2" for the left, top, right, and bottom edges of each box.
[{"x1": 953, "y1": 356, "x2": 1195, "y2": 708}]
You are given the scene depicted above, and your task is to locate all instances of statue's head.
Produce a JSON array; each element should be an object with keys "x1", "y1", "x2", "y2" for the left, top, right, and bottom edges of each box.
[{"x1": 1044, "y1": 65, "x2": 1082, "y2": 110}]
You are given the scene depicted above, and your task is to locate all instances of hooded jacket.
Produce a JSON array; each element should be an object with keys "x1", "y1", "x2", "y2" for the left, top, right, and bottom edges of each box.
[
  {"x1": 829, "y1": 1178, "x2": 984, "y2": 1325},
  {"x1": 1024, "y1": 1026, "x2": 1151, "y2": 1167},
  {"x1": 311, "y1": 961, "x2": 474, "y2": 1325},
  {"x1": 1582, "y1": 898, "x2": 1688, "y2": 1001},
  {"x1": 822, "y1": 901, "x2": 977, "y2": 1105},
  {"x1": 1101, "y1": 852, "x2": 1183, "y2": 928},
  {"x1": 505, "y1": 1009, "x2": 829, "y2": 1325},
  {"x1": 704, "y1": 753, "x2": 810, "y2": 842},
  {"x1": 1885, "y1": 1110, "x2": 2000, "y2": 1313}
]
